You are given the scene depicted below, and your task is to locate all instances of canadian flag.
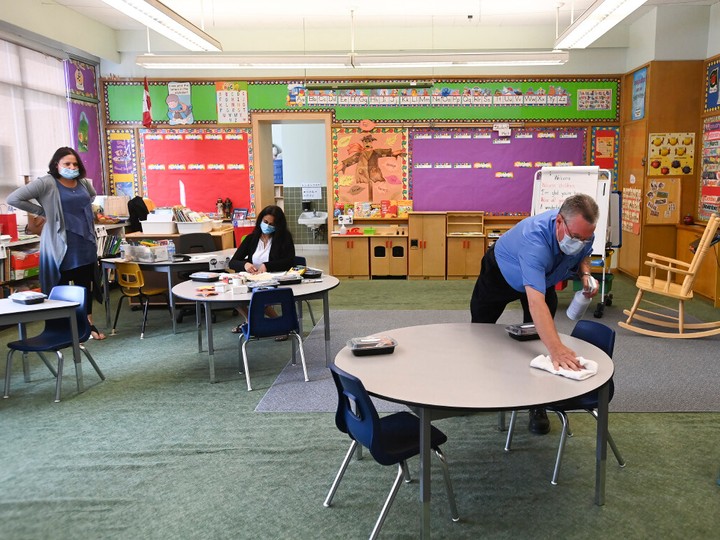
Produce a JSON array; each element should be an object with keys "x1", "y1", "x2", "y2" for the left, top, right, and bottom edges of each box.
[{"x1": 142, "y1": 77, "x2": 152, "y2": 128}]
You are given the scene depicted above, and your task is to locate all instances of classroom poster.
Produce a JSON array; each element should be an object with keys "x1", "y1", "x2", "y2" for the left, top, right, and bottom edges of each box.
[
  {"x1": 591, "y1": 126, "x2": 619, "y2": 189},
  {"x1": 647, "y1": 132, "x2": 695, "y2": 177},
  {"x1": 705, "y1": 57, "x2": 720, "y2": 113},
  {"x1": 631, "y1": 67, "x2": 647, "y2": 120},
  {"x1": 408, "y1": 127, "x2": 586, "y2": 214},
  {"x1": 139, "y1": 128, "x2": 254, "y2": 215},
  {"x1": 699, "y1": 115, "x2": 720, "y2": 219},
  {"x1": 106, "y1": 129, "x2": 139, "y2": 197},
  {"x1": 68, "y1": 99, "x2": 103, "y2": 194},
  {"x1": 216, "y1": 81, "x2": 249, "y2": 123},
  {"x1": 333, "y1": 128, "x2": 408, "y2": 204},
  {"x1": 622, "y1": 187, "x2": 642, "y2": 235}
]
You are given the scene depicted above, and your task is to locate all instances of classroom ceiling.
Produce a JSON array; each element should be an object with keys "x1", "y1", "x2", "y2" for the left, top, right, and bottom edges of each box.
[{"x1": 54, "y1": 0, "x2": 718, "y2": 46}]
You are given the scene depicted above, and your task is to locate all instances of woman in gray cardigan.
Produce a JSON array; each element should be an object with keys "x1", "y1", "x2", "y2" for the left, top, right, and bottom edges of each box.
[{"x1": 7, "y1": 147, "x2": 105, "y2": 339}]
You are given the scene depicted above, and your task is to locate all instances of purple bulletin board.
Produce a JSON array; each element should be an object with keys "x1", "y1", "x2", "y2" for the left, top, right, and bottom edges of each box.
[
  {"x1": 409, "y1": 127, "x2": 587, "y2": 214},
  {"x1": 68, "y1": 99, "x2": 104, "y2": 194}
]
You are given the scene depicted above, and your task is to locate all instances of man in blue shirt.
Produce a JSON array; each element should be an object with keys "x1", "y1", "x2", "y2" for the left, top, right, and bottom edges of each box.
[{"x1": 470, "y1": 194, "x2": 600, "y2": 434}]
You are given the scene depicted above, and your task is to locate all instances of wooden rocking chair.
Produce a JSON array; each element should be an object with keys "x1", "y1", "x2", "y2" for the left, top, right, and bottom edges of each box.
[{"x1": 618, "y1": 213, "x2": 720, "y2": 338}]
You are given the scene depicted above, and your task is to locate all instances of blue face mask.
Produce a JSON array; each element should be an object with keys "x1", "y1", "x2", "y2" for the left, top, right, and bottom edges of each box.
[
  {"x1": 59, "y1": 167, "x2": 79, "y2": 180},
  {"x1": 260, "y1": 222, "x2": 275, "y2": 235},
  {"x1": 558, "y1": 234, "x2": 585, "y2": 255}
]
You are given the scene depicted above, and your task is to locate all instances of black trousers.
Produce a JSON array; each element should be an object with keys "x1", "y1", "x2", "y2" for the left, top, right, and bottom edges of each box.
[
  {"x1": 58, "y1": 263, "x2": 95, "y2": 316},
  {"x1": 470, "y1": 245, "x2": 557, "y2": 324}
]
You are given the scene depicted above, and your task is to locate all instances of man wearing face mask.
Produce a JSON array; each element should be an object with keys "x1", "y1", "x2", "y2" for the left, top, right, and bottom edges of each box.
[{"x1": 470, "y1": 193, "x2": 599, "y2": 435}]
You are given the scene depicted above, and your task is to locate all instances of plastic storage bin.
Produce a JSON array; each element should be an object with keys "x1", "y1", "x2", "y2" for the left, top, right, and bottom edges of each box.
[
  {"x1": 175, "y1": 221, "x2": 213, "y2": 234},
  {"x1": 140, "y1": 221, "x2": 177, "y2": 234}
]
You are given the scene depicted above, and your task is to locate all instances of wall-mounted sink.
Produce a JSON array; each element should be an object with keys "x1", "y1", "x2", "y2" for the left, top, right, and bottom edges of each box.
[{"x1": 298, "y1": 211, "x2": 327, "y2": 229}]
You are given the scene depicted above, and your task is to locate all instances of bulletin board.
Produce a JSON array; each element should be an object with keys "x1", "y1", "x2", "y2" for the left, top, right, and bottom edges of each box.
[
  {"x1": 699, "y1": 115, "x2": 720, "y2": 219},
  {"x1": 645, "y1": 177, "x2": 681, "y2": 224},
  {"x1": 138, "y1": 128, "x2": 254, "y2": 215},
  {"x1": 106, "y1": 129, "x2": 139, "y2": 197},
  {"x1": 408, "y1": 127, "x2": 586, "y2": 214}
]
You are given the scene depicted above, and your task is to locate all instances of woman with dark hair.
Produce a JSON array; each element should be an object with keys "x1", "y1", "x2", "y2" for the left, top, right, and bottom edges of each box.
[
  {"x1": 228, "y1": 205, "x2": 295, "y2": 274},
  {"x1": 7, "y1": 146, "x2": 106, "y2": 339},
  {"x1": 228, "y1": 205, "x2": 296, "y2": 336}
]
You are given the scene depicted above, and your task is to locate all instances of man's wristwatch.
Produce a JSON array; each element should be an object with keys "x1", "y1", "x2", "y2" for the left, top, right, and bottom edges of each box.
[{"x1": 581, "y1": 272, "x2": 591, "y2": 276}]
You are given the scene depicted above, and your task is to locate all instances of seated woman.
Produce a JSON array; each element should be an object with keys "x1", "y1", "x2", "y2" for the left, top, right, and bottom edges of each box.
[{"x1": 228, "y1": 205, "x2": 295, "y2": 335}]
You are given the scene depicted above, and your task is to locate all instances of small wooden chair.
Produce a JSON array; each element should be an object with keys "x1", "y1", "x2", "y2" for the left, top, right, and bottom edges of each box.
[{"x1": 618, "y1": 213, "x2": 720, "y2": 338}]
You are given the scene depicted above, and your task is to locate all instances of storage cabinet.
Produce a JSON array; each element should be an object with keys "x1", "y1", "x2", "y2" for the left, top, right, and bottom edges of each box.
[
  {"x1": 331, "y1": 237, "x2": 369, "y2": 278},
  {"x1": 408, "y1": 213, "x2": 447, "y2": 279},
  {"x1": 370, "y1": 237, "x2": 407, "y2": 277},
  {"x1": 446, "y1": 212, "x2": 484, "y2": 279},
  {"x1": 675, "y1": 225, "x2": 720, "y2": 307}
]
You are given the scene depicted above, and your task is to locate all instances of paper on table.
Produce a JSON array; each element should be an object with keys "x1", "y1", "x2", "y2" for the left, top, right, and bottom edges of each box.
[{"x1": 530, "y1": 354, "x2": 598, "y2": 380}]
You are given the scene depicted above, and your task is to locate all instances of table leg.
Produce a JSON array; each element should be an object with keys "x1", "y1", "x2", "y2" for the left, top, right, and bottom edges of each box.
[
  {"x1": 167, "y1": 270, "x2": 177, "y2": 334},
  {"x1": 419, "y1": 407, "x2": 431, "y2": 539},
  {"x1": 322, "y1": 291, "x2": 331, "y2": 367},
  {"x1": 195, "y1": 301, "x2": 203, "y2": 352},
  {"x1": 204, "y1": 300, "x2": 216, "y2": 383},
  {"x1": 69, "y1": 311, "x2": 84, "y2": 394},
  {"x1": 595, "y1": 382, "x2": 609, "y2": 505},
  {"x1": 103, "y1": 264, "x2": 111, "y2": 329}
]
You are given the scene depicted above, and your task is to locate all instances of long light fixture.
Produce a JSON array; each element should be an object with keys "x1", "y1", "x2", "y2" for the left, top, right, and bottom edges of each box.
[
  {"x1": 136, "y1": 50, "x2": 568, "y2": 70},
  {"x1": 554, "y1": 0, "x2": 647, "y2": 49},
  {"x1": 100, "y1": 0, "x2": 222, "y2": 52}
]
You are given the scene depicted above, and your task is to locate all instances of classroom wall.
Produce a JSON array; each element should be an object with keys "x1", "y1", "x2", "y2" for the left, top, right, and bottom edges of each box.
[{"x1": 709, "y1": 3, "x2": 720, "y2": 58}]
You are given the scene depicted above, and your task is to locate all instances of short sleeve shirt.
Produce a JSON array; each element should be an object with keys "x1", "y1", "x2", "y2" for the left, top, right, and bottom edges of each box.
[{"x1": 494, "y1": 209, "x2": 594, "y2": 293}]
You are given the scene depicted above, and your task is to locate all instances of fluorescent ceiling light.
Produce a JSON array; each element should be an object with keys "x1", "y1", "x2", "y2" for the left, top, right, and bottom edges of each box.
[
  {"x1": 352, "y1": 51, "x2": 569, "y2": 68},
  {"x1": 554, "y1": 0, "x2": 646, "y2": 49},
  {"x1": 136, "y1": 50, "x2": 568, "y2": 70},
  {"x1": 100, "y1": 0, "x2": 222, "y2": 52}
]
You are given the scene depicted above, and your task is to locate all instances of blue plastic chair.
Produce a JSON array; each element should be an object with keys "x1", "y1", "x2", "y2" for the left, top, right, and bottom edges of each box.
[
  {"x1": 4, "y1": 285, "x2": 105, "y2": 402},
  {"x1": 294, "y1": 255, "x2": 316, "y2": 326},
  {"x1": 324, "y1": 364, "x2": 459, "y2": 539},
  {"x1": 504, "y1": 320, "x2": 625, "y2": 484},
  {"x1": 237, "y1": 287, "x2": 308, "y2": 391}
]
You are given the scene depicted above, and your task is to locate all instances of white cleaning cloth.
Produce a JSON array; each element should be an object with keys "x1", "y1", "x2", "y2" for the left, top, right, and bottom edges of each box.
[{"x1": 530, "y1": 355, "x2": 598, "y2": 381}]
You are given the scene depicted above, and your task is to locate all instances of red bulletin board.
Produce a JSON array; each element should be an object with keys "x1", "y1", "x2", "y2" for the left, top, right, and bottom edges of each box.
[{"x1": 139, "y1": 128, "x2": 254, "y2": 214}]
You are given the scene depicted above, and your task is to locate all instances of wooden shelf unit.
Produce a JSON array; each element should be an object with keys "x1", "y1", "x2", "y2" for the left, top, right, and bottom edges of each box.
[{"x1": 446, "y1": 212, "x2": 485, "y2": 279}]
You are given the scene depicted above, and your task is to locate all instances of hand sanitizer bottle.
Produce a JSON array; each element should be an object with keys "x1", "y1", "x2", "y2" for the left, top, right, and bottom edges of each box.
[{"x1": 566, "y1": 276, "x2": 597, "y2": 320}]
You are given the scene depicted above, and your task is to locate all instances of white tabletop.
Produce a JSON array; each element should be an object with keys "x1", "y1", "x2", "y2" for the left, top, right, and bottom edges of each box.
[
  {"x1": 171, "y1": 274, "x2": 340, "y2": 303},
  {"x1": 334, "y1": 323, "x2": 613, "y2": 411},
  {"x1": 0, "y1": 298, "x2": 79, "y2": 318}
]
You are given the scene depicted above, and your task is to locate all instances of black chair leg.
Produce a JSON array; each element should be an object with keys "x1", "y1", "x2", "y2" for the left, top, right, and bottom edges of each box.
[
  {"x1": 140, "y1": 295, "x2": 150, "y2": 339},
  {"x1": 111, "y1": 294, "x2": 126, "y2": 336}
]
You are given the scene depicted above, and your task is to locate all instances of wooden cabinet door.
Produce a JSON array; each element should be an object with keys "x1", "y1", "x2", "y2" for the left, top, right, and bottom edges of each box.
[
  {"x1": 370, "y1": 237, "x2": 407, "y2": 276},
  {"x1": 447, "y1": 237, "x2": 483, "y2": 278},
  {"x1": 409, "y1": 214, "x2": 446, "y2": 278},
  {"x1": 331, "y1": 237, "x2": 369, "y2": 278},
  {"x1": 676, "y1": 227, "x2": 718, "y2": 301}
]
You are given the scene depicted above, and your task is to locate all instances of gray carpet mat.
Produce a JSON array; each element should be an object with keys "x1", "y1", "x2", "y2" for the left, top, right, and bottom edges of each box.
[{"x1": 256, "y1": 307, "x2": 720, "y2": 413}]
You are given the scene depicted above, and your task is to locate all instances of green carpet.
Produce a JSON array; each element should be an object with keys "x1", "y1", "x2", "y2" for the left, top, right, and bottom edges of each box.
[{"x1": 1, "y1": 275, "x2": 719, "y2": 539}]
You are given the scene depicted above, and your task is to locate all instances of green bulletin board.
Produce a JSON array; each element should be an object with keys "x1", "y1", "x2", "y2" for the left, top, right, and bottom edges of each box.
[{"x1": 103, "y1": 78, "x2": 620, "y2": 124}]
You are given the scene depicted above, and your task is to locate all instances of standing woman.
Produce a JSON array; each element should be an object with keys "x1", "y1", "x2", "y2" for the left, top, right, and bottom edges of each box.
[
  {"x1": 7, "y1": 147, "x2": 106, "y2": 340},
  {"x1": 228, "y1": 205, "x2": 295, "y2": 335}
]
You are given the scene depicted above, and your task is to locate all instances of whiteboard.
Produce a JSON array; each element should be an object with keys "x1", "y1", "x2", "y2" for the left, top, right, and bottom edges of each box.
[{"x1": 532, "y1": 166, "x2": 611, "y2": 256}]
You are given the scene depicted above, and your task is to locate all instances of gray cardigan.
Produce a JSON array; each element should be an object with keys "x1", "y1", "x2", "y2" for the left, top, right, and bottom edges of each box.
[{"x1": 7, "y1": 174, "x2": 97, "y2": 294}]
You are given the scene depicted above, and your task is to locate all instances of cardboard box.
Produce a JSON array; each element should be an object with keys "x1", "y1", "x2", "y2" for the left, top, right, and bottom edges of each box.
[
  {"x1": 140, "y1": 221, "x2": 177, "y2": 234},
  {"x1": 125, "y1": 245, "x2": 169, "y2": 263},
  {"x1": 11, "y1": 267, "x2": 40, "y2": 280}
]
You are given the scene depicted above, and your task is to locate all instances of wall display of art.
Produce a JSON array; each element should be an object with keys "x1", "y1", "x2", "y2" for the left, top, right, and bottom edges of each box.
[
  {"x1": 106, "y1": 129, "x2": 139, "y2": 197},
  {"x1": 102, "y1": 78, "x2": 620, "y2": 125},
  {"x1": 645, "y1": 177, "x2": 680, "y2": 224},
  {"x1": 622, "y1": 187, "x2": 642, "y2": 235},
  {"x1": 699, "y1": 115, "x2": 720, "y2": 219},
  {"x1": 591, "y1": 126, "x2": 620, "y2": 190},
  {"x1": 646, "y1": 132, "x2": 695, "y2": 177},
  {"x1": 138, "y1": 128, "x2": 254, "y2": 215},
  {"x1": 216, "y1": 81, "x2": 249, "y2": 123},
  {"x1": 65, "y1": 58, "x2": 98, "y2": 100},
  {"x1": 704, "y1": 56, "x2": 720, "y2": 113},
  {"x1": 333, "y1": 128, "x2": 408, "y2": 207},
  {"x1": 408, "y1": 127, "x2": 587, "y2": 214},
  {"x1": 68, "y1": 99, "x2": 103, "y2": 194}
]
